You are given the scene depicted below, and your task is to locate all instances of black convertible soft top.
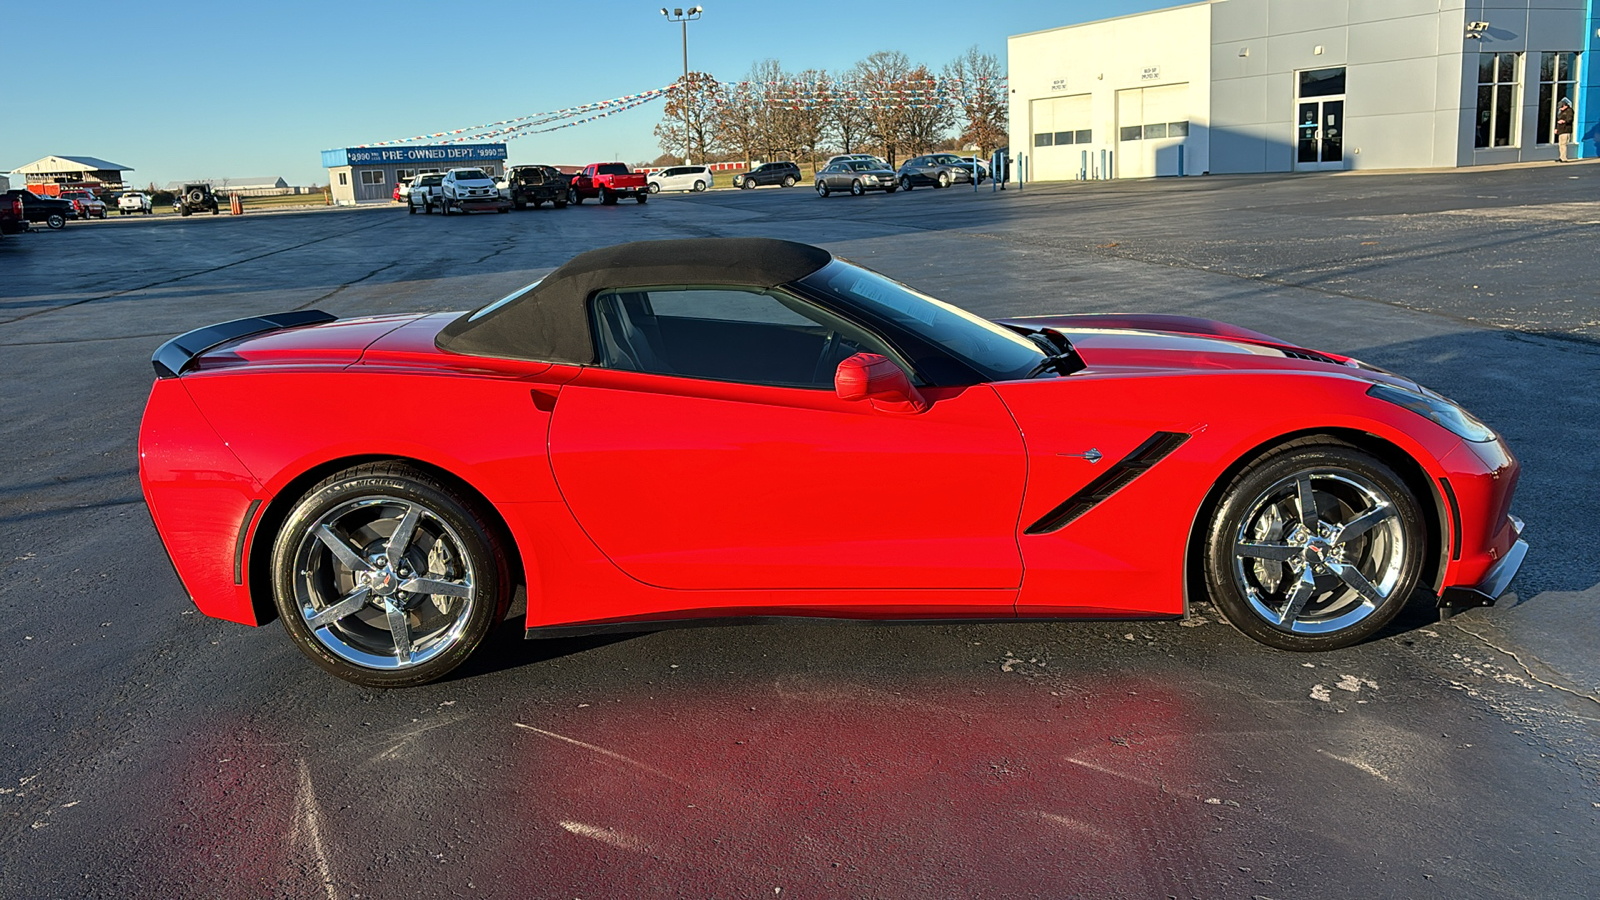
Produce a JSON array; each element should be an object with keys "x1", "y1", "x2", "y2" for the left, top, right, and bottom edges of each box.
[{"x1": 435, "y1": 238, "x2": 834, "y2": 365}]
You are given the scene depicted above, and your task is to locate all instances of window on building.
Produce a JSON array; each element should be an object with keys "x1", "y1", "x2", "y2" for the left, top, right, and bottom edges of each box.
[
  {"x1": 1536, "y1": 52, "x2": 1578, "y2": 145},
  {"x1": 395, "y1": 168, "x2": 416, "y2": 183},
  {"x1": 1033, "y1": 94, "x2": 1092, "y2": 150},
  {"x1": 360, "y1": 170, "x2": 386, "y2": 185},
  {"x1": 338, "y1": 173, "x2": 348, "y2": 186},
  {"x1": 1118, "y1": 84, "x2": 1189, "y2": 144},
  {"x1": 1476, "y1": 53, "x2": 1521, "y2": 149},
  {"x1": 1298, "y1": 67, "x2": 1347, "y2": 98}
]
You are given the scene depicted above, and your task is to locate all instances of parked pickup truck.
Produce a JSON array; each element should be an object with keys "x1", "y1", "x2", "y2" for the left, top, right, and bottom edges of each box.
[
  {"x1": 4, "y1": 189, "x2": 73, "y2": 230},
  {"x1": 118, "y1": 192, "x2": 154, "y2": 215},
  {"x1": 60, "y1": 189, "x2": 107, "y2": 219},
  {"x1": 0, "y1": 175, "x2": 23, "y2": 237},
  {"x1": 568, "y1": 162, "x2": 648, "y2": 205},
  {"x1": 505, "y1": 165, "x2": 569, "y2": 209}
]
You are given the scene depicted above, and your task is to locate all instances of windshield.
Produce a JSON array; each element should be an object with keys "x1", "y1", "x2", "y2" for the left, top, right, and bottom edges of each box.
[
  {"x1": 847, "y1": 161, "x2": 877, "y2": 171},
  {"x1": 799, "y1": 259, "x2": 1044, "y2": 381},
  {"x1": 419, "y1": 175, "x2": 443, "y2": 185},
  {"x1": 453, "y1": 169, "x2": 487, "y2": 180},
  {"x1": 597, "y1": 163, "x2": 629, "y2": 175}
]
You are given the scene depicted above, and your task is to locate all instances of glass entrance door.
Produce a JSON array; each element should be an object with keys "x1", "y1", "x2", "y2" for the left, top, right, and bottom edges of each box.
[
  {"x1": 1296, "y1": 99, "x2": 1345, "y2": 169},
  {"x1": 1295, "y1": 67, "x2": 1347, "y2": 172}
]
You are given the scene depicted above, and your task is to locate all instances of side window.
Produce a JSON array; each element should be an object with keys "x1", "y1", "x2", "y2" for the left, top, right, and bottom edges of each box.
[{"x1": 591, "y1": 286, "x2": 910, "y2": 389}]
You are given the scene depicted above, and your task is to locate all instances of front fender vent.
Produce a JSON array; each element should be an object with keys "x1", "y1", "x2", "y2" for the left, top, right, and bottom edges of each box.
[{"x1": 1023, "y1": 431, "x2": 1191, "y2": 535}]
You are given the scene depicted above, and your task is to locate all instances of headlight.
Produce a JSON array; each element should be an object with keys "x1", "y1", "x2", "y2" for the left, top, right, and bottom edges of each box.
[{"x1": 1367, "y1": 383, "x2": 1496, "y2": 442}]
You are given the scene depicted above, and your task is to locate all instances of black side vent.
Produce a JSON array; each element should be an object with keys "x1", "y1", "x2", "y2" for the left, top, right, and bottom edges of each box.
[
  {"x1": 1279, "y1": 348, "x2": 1342, "y2": 364},
  {"x1": 1024, "y1": 431, "x2": 1191, "y2": 535}
]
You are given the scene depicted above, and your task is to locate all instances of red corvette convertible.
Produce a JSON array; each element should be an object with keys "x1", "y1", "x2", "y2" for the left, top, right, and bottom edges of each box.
[{"x1": 139, "y1": 238, "x2": 1525, "y2": 686}]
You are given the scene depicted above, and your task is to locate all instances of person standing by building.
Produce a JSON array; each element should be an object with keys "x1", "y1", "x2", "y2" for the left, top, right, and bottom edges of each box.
[{"x1": 1556, "y1": 97, "x2": 1575, "y2": 162}]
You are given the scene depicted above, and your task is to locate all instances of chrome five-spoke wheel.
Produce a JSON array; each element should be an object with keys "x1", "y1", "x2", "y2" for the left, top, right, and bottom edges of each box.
[
  {"x1": 272, "y1": 464, "x2": 508, "y2": 686},
  {"x1": 1205, "y1": 442, "x2": 1423, "y2": 651}
]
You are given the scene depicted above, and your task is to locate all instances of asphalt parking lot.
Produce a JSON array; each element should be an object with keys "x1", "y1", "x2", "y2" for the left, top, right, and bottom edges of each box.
[{"x1": 2, "y1": 166, "x2": 1598, "y2": 898}]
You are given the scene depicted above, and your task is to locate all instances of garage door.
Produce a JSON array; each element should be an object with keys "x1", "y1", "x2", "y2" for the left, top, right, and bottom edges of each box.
[
  {"x1": 1116, "y1": 84, "x2": 1191, "y2": 179},
  {"x1": 1030, "y1": 94, "x2": 1092, "y2": 182}
]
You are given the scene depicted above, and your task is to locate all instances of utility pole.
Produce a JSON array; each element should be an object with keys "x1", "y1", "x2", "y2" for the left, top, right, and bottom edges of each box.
[{"x1": 660, "y1": 6, "x2": 704, "y2": 165}]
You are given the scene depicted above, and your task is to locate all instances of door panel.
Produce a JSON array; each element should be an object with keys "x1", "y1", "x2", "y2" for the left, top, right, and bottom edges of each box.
[
  {"x1": 1297, "y1": 103, "x2": 1321, "y2": 164},
  {"x1": 548, "y1": 370, "x2": 1027, "y2": 596},
  {"x1": 1321, "y1": 100, "x2": 1344, "y2": 162}
]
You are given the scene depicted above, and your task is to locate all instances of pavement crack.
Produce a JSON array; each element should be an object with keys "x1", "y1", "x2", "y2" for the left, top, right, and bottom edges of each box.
[
  {"x1": 1448, "y1": 621, "x2": 1600, "y2": 706},
  {"x1": 294, "y1": 262, "x2": 400, "y2": 310},
  {"x1": 0, "y1": 215, "x2": 403, "y2": 328}
]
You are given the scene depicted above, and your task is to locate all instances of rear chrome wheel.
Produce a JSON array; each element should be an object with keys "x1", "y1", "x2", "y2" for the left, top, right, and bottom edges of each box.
[
  {"x1": 816, "y1": 181, "x2": 829, "y2": 197},
  {"x1": 272, "y1": 464, "x2": 508, "y2": 687},
  {"x1": 1205, "y1": 443, "x2": 1423, "y2": 651}
]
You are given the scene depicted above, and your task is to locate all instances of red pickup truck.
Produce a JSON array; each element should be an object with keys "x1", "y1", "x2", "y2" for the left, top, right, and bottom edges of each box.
[{"x1": 568, "y1": 162, "x2": 649, "y2": 205}]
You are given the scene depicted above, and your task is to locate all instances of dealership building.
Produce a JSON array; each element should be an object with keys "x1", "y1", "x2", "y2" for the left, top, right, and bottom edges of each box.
[
  {"x1": 321, "y1": 143, "x2": 507, "y2": 204},
  {"x1": 1008, "y1": 0, "x2": 1598, "y2": 181}
]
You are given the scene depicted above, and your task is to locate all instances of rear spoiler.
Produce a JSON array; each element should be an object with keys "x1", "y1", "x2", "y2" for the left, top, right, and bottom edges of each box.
[{"x1": 151, "y1": 310, "x2": 337, "y2": 378}]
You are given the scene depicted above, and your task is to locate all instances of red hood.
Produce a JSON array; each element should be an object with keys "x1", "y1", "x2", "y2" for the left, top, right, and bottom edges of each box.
[{"x1": 994, "y1": 314, "x2": 1392, "y2": 377}]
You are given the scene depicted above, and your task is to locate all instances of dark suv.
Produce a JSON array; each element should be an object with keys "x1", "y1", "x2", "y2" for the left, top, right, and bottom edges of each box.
[
  {"x1": 174, "y1": 183, "x2": 220, "y2": 216},
  {"x1": 734, "y1": 161, "x2": 802, "y2": 189}
]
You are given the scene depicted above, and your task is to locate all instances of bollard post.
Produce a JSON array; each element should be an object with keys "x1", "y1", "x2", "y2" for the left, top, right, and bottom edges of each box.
[{"x1": 1100, "y1": 149, "x2": 1107, "y2": 181}]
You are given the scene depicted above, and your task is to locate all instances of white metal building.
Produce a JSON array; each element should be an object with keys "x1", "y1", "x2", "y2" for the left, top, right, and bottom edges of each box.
[
  {"x1": 11, "y1": 155, "x2": 134, "y2": 188},
  {"x1": 1008, "y1": 0, "x2": 1598, "y2": 181},
  {"x1": 321, "y1": 144, "x2": 507, "y2": 204}
]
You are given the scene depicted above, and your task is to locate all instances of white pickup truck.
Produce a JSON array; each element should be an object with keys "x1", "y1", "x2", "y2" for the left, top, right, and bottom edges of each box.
[
  {"x1": 118, "y1": 192, "x2": 153, "y2": 215},
  {"x1": 438, "y1": 168, "x2": 510, "y2": 215}
]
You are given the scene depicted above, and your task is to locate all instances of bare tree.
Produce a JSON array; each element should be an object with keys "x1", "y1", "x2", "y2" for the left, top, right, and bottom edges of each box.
[
  {"x1": 854, "y1": 51, "x2": 913, "y2": 165},
  {"x1": 899, "y1": 64, "x2": 956, "y2": 155},
  {"x1": 824, "y1": 70, "x2": 869, "y2": 154},
  {"x1": 770, "y1": 68, "x2": 830, "y2": 171},
  {"x1": 718, "y1": 62, "x2": 773, "y2": 169},
  {"x1": 654, "y1": 71, "x2": 723, "y2": 164},
  {"x1": 944, "y1": 46, "x2": 1008, "y2": 157}
]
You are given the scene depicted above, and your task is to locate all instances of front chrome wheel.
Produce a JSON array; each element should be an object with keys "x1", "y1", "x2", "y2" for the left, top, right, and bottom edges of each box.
[
  {"x1": 1231, "y1": 471, "x2": 1405, "y2": 636},
  {"x1": 272, "y1": 464, "x2": 508, "y2": 686},
  {"x1": 1205, "y1": 442, "x2": 1423, "y2": 651}
]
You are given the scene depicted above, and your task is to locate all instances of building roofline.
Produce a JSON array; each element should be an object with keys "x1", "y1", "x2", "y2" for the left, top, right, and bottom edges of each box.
[{"x1": 1008, "y1": 0, "x2": 1213, "y2": 40}]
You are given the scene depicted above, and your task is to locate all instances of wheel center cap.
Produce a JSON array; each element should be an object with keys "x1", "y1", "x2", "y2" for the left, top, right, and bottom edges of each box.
[
  {"x1": 1303, "y1": 538, "x2": 1333, "y2": 568},
  {"x1": 368, "y1": 568, "x2": 399, "y2": 596}
]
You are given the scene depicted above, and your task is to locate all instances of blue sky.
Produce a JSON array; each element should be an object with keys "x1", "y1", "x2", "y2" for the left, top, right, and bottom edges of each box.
[{"x1": 1, "y1": 0, "x2": 1172, "y2": 187}]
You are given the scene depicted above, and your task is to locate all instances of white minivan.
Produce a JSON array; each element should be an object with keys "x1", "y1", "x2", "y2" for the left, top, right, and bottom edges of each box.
[{"x1": 647, "y1": 165, "x2": 714, "y2": 193}]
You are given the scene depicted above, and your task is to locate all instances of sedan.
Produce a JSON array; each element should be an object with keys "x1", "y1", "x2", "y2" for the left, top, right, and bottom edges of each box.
[
  {"x1": 897, "y1": 153, "x2": 981, "y2": 190},
  {"x1": 140, "y1": 238, "x2": 1526, "y2": 687},
  {"x1": 815, "y1": 160, "x2": 899, "y2": 197}
]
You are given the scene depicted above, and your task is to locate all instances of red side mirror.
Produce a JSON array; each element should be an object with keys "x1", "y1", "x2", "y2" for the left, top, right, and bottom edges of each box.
[{"x1": 835, "y1": 353, "x2": 929, "y2": 414}]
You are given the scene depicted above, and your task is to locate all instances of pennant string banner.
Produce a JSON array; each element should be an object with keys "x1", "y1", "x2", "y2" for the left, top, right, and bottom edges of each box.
[{"x1": 352, "y1": 74, "x2": 1007, "y2": 147}]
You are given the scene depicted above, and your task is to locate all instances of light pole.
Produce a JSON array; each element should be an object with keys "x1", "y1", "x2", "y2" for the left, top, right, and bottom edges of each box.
[{"x1": 660, "y1": 6, "x2": 703, "y2": 164}]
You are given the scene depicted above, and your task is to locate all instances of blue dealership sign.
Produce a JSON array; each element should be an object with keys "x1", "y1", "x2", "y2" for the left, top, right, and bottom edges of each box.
[{"x1": 321, "y1": 143, "x2": 508, "y2": 168}]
